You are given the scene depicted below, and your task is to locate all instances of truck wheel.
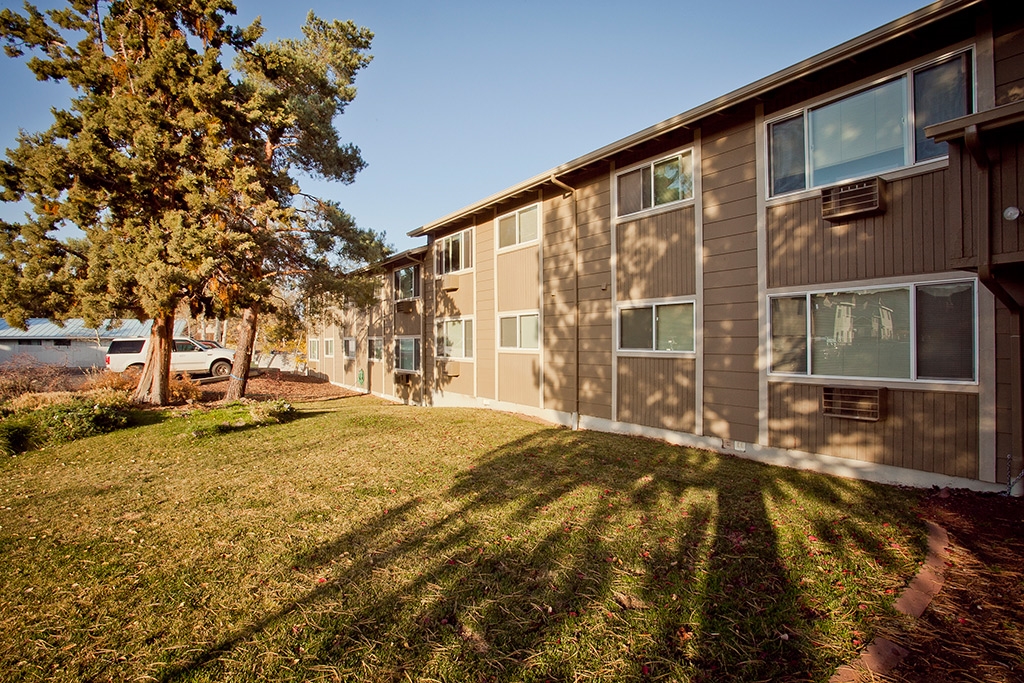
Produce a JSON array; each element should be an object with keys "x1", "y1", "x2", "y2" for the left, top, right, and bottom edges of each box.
[{"x1": 210, "y1": 360, "x2": 232, "y2": 377}]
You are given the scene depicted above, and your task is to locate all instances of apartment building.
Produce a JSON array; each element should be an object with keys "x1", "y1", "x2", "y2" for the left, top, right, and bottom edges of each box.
[{"x1": 309, "y1": 0, "x2": 1024, "y2": 495}]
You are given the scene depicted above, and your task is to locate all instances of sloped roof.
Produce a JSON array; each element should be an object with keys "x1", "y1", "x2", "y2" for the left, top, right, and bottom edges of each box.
[{"x1": 0, "y1": 318, "x2": 189, "y2": 340}]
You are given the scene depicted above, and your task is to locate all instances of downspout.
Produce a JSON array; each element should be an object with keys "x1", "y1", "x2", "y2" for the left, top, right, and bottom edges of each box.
[
  {"x1": 964, "y1": 125, "x2": 1023, "y2": 495},
  {"x1": 550, "y1": 175, "x2": 580, "y2": 430}
]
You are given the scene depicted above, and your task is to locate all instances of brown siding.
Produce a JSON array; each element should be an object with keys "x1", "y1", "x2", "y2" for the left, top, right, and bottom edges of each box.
[
  {"x1": 498, "y1": 353, "x2": 541, "y2": 408},
  {"x1": 702, "y1": 117, "x2": 759, "y2": 443},
  {"x1": 393, "y1": 307, "x2": 421, "y2": 337},
  {"x1": 994, "y1": 2, "x2": 1024, "y2": 106},
  {"x1": 991, "y1": 128, "x2": 1024, "y2": 261},
  {"x1": 767, "y1": 170, "x2": 951, "y2": 288},
  {"x1": 996, "y1": 301, "x2": 1018, "y2": 485},
  {"x1": 617, "y1": 206, "x2": 696, "y2": 300},
  {"x1": 436, "y1": 272, "x2": 474, "y2": 319},
  {"x1": 543, "y1": 175, "x2": 613, "y2": 420},
  {"x1": 477, "y1": 216, "x2": 496, "y2": 400},
  {"x1": 497, "y1": 246, "x2": 540, "y2": 312},
  {"x1": 617, "y1": 357, "x2": 696, "y2": 432},
  {"x1": 768, "y1": 382, "x2": 978, "y2": 478}
]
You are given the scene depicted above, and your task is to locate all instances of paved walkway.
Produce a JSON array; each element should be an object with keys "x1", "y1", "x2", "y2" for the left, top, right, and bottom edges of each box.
[{"x1": 829, "y1": 520, "x2": 950, "y2": 682}]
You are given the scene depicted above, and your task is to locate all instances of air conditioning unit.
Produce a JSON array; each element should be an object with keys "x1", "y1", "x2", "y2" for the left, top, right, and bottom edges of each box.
[
  {"x1": 822, "y1": 386, "x2": 886, "y2": 422},
  {"x1": 440, "y1": 274, "x2": 460, "y2": 292},
  {"x1": 821, "y1": 178, "x2": 886, "y2": 222},
  {"x1": 395, "y1": 299, "x2": 416, "y2": 314},
  {"x1": 437, "y1": 360, "x2": 461, "y2": 377},
  {"x1": 394, "y1": 372, "x2": 413, "y2": 384}
]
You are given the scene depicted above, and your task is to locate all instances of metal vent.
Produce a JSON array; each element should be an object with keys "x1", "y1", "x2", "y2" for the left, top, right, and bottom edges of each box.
[
  {"x1": 395, "y1": 299, "x2": 415, "y2": 314},
  {"x1": 821, "y1": 178, "x2": 886, "y2": 222},
  {"x1": 822, "y1": 386, "x2": 886, "y2": 421}
]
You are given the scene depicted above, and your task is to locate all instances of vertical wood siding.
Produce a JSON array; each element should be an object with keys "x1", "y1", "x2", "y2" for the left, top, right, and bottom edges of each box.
[
  {"x1": 702, "y1": 118, "x2": 760, "y2": 443},
  {"x1": 542, "y1": 190, "x2": 577, "y2": 412},
  {"x1": 541, "y1": 175, "x2": 613, "y2": 420},
  {"x1": 497, "y1": 246, "x2": 540, "y2": 312},
  {"x1": 768, "y1": 382, "x2": 979, "y2": 478},
  {"x1": 477, "y1": 216, "x2": 496, "y2": 400},
  {"x1": 992, "y1": 131, "x2": 1024, "y2": 260},
  {"x1": 616, "y1": 207, "x2": 696, "y2": 300},
  {"x1": 617, "y1": 357, "x2": 696, "y2": 432},
  {"x1": 766, "y1": 170, "x2": 951, "y2": 288},
  {"x1": 498, "y1": 353, "x2": 541, "y2": 408}
]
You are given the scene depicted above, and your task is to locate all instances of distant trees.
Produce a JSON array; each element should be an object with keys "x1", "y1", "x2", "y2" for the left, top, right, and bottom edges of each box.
[{"x1": 0, "y1": 1, "x2": 386, "y2": 404}]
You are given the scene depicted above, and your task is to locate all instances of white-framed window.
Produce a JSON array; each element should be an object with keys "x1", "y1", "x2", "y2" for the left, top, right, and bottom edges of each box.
[
  {"x1": 323, "y1": 338, "x2": 335, "y2": 358},
  {"x1": 768, "y1": 50, "x2": 973, "y2": 196},
  {"x1": 616, "y1": 150, "x2": 694, "y2": 217},
  {"x1": 436, "y1": 318, "x2": 474, "y2": 359},
  {"x1": 769, "y1": 279, "x2": 977, "y2": 382},
  {"x1": 498, "y1": 312, "x2": 540, "y2": 350},
  {"x1": 618, "y1": 299, "x2": 695, "y2": 353},
  {"x1": 395, "y1": 337, "x2": 421, "y2": 373},
  {"x1": 368, "y1": 337, "x2": 383, "y2": 362},
  {"x1": 498, "y1": 204, "x2": 540, "y2": 250},
  {"x1": 308, "y1": 338, "x2": 319, "y2": 361},
  {"x1": 394, "y1": 264, "x2": 420, "y2": 300},
  {"x1": 436, "y1": 228, "x2": 473, "y2": 275},
  {"x1": 343, "y1": 337, "x2": 356, "y2": 359}
]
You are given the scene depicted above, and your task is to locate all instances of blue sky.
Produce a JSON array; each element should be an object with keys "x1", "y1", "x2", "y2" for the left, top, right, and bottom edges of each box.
[{"x1": 1, "y1": 0, "x2": 929, "y2": 254}]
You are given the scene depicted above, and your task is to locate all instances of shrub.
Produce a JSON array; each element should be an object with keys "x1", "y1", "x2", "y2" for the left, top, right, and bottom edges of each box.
[
  {"x1": 0, "y1": 417, "x2": 35, "y2": 456},
  {"x1": 39, "y1": 398, "x2": 132, "y2": 445},
  {"x1": 248, "y1": 399, "x2": 294, "y2": 424},
  {"x1": 0, "y1": 354, "x2": 81, "y2": 402}
]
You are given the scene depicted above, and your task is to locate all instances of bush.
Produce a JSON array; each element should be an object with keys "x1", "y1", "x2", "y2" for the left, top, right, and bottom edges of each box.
[
  {"x1": 39, "y1": 398, "x2": 132, "y2": 445},
  {"x1": 247, "y1": 399, "x2": 294, "y2": 424},
  {"x1": 0, "y1": 354, "x2": 81, "y2": 402},
  {"x1": 0, "y1": 417, "x2": 35, "y2": 456}
]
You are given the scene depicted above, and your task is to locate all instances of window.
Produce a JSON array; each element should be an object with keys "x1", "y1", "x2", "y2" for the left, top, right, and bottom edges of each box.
[
  {"x1": 308, "y1": 338, "x2": 319, "y2": 361},
  {"x1": 436, "y1": 228, "x2": 473, "y2": 275},
  {"x1": 368, "y1": 337, "x2": 383, "y2": 361},
  {"x1": 499, "y1": 313, "x2": 540, "y2": 349},
  {"x1": 394, "y1": 264, "x2": 420, "y2": 300},
  {"x1": 769, "y1": 280, "x2": 976, "y2": 382},
  {"x1": 53, "y1": 339, "x2": 71, "y2": 347},
  {"x1": 618, "y1": 301, "x2": 695, "y2": 352},
  {"x1": 395, "y1": 337, "x2": 421, "y2": 372},
  {"x1": 343, "y1": 338, "x2": 355, "y2": 359},
  {"x1": 768, "y1": 51, "x2": 973, "y2": 196},
  {"x1": 324, "y1": 338, "x2": 335, "y2": 358},
  {"x1": 498, "y1": 205, "x2": 539, "y2": 249},
  {"x1": 17, "y1": 340, "x2": 42, "y2": 346},
  {"x1": 436, "y1": 319, "x2": 473, "y2": 359},
  {"x1": 617, "y1": 151, "x2": 693, "y2": 217}
]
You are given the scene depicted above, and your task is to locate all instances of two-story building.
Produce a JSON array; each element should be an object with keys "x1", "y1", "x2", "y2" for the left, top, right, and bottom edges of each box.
[{"x1": 310, "y1": 0, "x2": 1024, "y2": 495}]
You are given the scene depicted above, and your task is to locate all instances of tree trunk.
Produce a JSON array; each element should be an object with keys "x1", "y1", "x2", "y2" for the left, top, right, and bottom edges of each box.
[
  {"x1": 224, "y1": 305, "x2": 259, "y2": 400},
  {"x1": 132, "y1": 314, "x2": 174, "y2": 405}
]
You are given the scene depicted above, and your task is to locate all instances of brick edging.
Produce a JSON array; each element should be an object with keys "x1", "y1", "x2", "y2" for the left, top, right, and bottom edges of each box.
[{"x1": 829, "y1": 520, "x2": 949, "y2": 683}]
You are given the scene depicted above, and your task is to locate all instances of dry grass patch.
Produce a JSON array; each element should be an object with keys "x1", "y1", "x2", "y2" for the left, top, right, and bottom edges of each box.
[{"x1": 0, "y1": 396, "x2": 928, "y2": 682}]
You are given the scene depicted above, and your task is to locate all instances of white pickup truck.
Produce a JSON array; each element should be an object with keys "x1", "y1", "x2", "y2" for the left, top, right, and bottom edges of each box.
[{"x1": 105, "y1": 338, "x2": 235, "y2": 377}]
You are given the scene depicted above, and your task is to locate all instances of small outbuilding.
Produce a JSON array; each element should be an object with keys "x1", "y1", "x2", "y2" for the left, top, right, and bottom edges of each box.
[{"x1": 0, "y1": 319, "x2": 188, "y2": 369}]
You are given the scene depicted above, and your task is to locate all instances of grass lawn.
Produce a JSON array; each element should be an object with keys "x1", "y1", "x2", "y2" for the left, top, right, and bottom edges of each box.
[{"x1": 0, "y1": 395, "x2": 928, "y2": 682}]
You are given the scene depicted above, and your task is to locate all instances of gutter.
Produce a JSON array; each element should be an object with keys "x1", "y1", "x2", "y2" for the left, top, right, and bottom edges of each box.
[{"x1": 409, "y1": 0, "x2": 982, "y2": 238}]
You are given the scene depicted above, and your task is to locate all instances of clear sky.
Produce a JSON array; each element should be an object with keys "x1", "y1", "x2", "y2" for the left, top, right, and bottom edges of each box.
[{"x1": 1, "y1": 0, "x2": 930, "y2": 254}]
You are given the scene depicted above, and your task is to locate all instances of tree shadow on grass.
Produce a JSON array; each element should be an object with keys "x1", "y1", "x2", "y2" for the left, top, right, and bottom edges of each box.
[{"x1": 156, "y1": 427, "x2": 926, "y2": 682}]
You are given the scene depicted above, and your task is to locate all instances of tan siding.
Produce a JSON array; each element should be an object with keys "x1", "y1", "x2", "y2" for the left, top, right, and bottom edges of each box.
[
  {"x1": 768, "y1": 382, "x2": 979, "y2": 478},
  {"x1": 766, "y1": 170, "x2": 951, "y2": 288},
  {"x1": 702, "y1": 118, "x2": 759, "y2": 443},
  {"x1": 498, "y1": 353, "x2": 541, "y2": 407},
  {"x1": 477, "y1": 215, "x2": 496, "y2": 400},
  {"x1": 367, "y1": 360, "x2": 385, "y2": 396},
  {"x1": 617, "y1": 357, "x2": 696, "y2": 432},
  {"x1": 616, "y1": 206, "x2": 696, "y2": 301},
  {"x1": 543, "y1": 176, "x2": 613, "y2": 419},
  {"x1": 393, "y1": 307, "x2": 421, "y2": 337},
  {"x1": 436, "y1": 271, "x2": 474, "y2": 319},
  {"x1": 497, "y1": 246, "x2": 540, "y2": 312},
  {"x1": 436, "y1": 361, "x2": 475, "y2": 397}
]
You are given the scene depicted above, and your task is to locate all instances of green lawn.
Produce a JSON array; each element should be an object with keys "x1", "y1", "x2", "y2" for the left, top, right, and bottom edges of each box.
[{"x1": 0, "y1": 396, "x2": 927, "y2": 682}]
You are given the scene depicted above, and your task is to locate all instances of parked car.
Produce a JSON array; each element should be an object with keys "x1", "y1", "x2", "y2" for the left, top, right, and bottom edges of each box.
[{"x1": 105, "y1": 337, "x2": 235, "y2": 376}]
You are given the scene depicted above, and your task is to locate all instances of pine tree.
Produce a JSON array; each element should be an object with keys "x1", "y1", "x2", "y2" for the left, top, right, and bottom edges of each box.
[{"x1": 0, "y1": 2, "x2": 385, "y2": 404}]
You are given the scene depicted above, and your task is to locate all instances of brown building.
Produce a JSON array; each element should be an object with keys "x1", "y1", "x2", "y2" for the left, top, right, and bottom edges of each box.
[{"x1": 309, "y1": 0, "x2": 1024, "y2": 496}]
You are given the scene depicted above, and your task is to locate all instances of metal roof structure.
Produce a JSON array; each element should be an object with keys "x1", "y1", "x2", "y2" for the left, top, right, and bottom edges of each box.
[{"x1": 0, "y1": 318, "x2": 188, "y2": 340}]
